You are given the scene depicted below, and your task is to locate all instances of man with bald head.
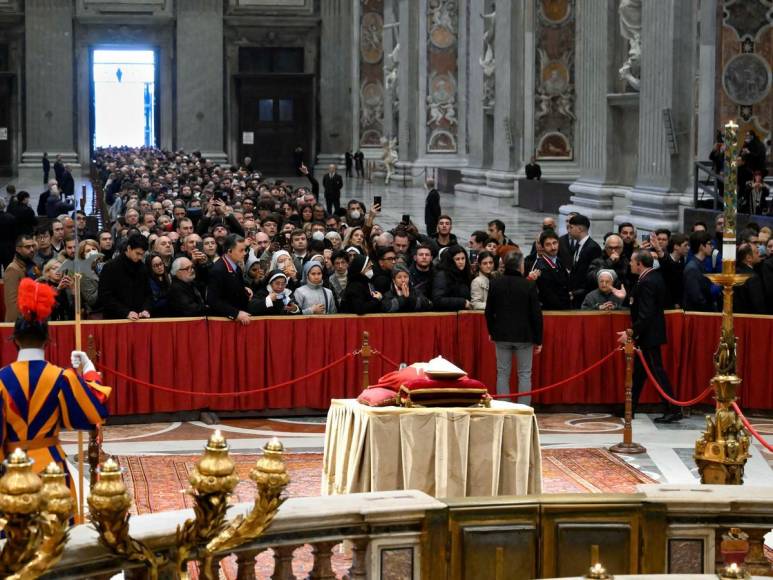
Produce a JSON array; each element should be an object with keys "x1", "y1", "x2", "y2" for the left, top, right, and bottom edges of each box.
[
  {"x1": 586, "y1": 234, "x2": 629, "y2": 299},
  {"x1": 322, "y1": 163, "x2": 344, "y2": 215}
]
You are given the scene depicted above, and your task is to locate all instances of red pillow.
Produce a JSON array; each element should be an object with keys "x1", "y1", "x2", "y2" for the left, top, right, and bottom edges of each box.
[
  {"x1": 398, "y1": 376, "x2": 490, "y2": 407},
  {"x1": 357, "y1": 387, "x2": 398, "y2": 407}
]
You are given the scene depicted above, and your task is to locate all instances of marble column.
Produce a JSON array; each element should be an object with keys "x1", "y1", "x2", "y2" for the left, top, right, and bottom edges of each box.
[
  {"x1": 176, "y1": 0, "x2": 226, "y2": 162},
  {"x1": 696, "y1": 0, "x2": 717, "y2": 170},
  {"x1": 394, "y1": 0, "x2": 421, "y2": 180},
  {"x1": 560, "y1": 0, "x2": 617, "y2": 233},
  {"x1": 618, "y1": 0, "x2": 696, "y2": 232},
  {"x1": 317, "y1": 0, "x2": 354, "y2": 168},
  {"x1": 479, "y1": 0, "x2": 524, "y2": 202},
  {"x1": 455, "y1": 0, "x2": 489, "y2": 196},
  {"x1": 22, "y1": 0, "x2": 77, "y2": 165}
]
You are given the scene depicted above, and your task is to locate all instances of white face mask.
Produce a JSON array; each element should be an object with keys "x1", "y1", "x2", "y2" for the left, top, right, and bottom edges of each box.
[
  {"x1": 350, "y1": 210, "x2": 361, "y2": 220},
  {"x1": 363, "y1": 269, "x2": 374, "y2": 279},
  {"x1": 312, "y1": 231, "x2": 325, "y2": 241},
  {"x1": 652, "y1": 259, "x2": 660, "y2": 270}
]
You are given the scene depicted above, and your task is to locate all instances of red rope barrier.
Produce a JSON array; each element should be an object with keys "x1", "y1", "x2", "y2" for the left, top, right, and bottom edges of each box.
[
  {"x1": 491, "y1": 347, "x2": 623, "y2": 399},
  {"x1": 97, "y1": 352, "x2": 355, "y2": 397},
  {"x1": 373, "y1": 350, "x2": 401, "y2": 369},
  {"x1": 635, "y1": 349, "x2": 713, "y2": 406},
  {"x1": 732, "y1": 402, "x2": 773, "y2": 453}
]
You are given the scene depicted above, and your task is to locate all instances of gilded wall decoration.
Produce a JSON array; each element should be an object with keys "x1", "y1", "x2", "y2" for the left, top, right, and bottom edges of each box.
[
  {"x1": 534, "y1": 0, "x2": 576, "y2": 160},
  {"x1": 359, "y1": 0, "x2": 385, "y2": 147},
  {"x1": 426, "y1": 0, "x2": 459, "y2": 153},
  {"x1": 717, "y1": 0, "x2": 772, "y2": 144}
]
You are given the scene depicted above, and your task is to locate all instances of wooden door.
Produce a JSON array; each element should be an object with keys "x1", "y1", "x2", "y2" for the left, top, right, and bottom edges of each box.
[{"x1": 237, "y1": 74, "x2": 313, "y2": 176}]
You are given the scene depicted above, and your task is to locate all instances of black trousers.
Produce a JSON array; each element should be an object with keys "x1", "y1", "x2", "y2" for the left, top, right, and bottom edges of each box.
[
  {"x1": 632, "y1": 345, "x2": 677, "y2": 414},
  {"x1": 325, "y1": 195, "x2": 341, "y2": 215}
]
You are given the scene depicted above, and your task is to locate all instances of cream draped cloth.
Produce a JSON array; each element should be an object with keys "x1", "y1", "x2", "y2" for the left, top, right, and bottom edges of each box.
[{"x1": 322, "y1": 399, "x2": 542, "y2": 498}]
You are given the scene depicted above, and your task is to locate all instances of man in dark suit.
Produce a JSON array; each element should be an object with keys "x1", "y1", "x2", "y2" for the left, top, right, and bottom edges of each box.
[
  {"x1": 734, "y1": 244, "x2": 765, "y2": 314},
  {"x1": 344, "y1": 151, "x2": 353, "y2": 177},
  {"x1": 60, "y1": 164, "x2": 75, "y2": 199},
  {"x1": 97, "y1": 233, "x2": 152, "y2": 320},
  {"x1": 53, "y1": 154, "x2": 65, "y2": 187},
  {"x1": 207, "y1": 234, "x2": 251, "y2": 325},
  {"x1": 533, "y1": 230, "x2": 571, "y2": 310},
  {"x1": 424, "y1": 178, "x2": 441, "y2": 236},
  {"x1": 322, "y1": 164, "x2": 344, "y2": 215},
  {"x1": 618, "y1": 249, "x2": 682, "y2": 423},
  {"x1": 567, "y1": 213, "x2": 602, "y2": 308},
  {"x1": 485, "y1": 252, "x2": 543, "y2": 403},
  {"x1": 557, "y1": 212, "x2": 576, "y2": 272},
  {"x1": 42, "y1": 152, "x2": 50, "y2": 184}
]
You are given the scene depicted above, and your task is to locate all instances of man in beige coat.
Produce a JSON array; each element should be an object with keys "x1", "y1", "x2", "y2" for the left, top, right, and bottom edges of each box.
[{"x1": 3, "y1": 234, "x2": 39, "y2": 322}]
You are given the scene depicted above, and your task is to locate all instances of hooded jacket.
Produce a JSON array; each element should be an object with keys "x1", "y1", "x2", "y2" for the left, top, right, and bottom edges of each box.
[{"x1": 294, "y1": 261, "x2": 337, "y2": 314}]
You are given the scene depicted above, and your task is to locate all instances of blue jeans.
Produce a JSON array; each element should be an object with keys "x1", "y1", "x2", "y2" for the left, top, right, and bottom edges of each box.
[{"x1": 494, "y1": 341, "x2": 534, "y2": 405}]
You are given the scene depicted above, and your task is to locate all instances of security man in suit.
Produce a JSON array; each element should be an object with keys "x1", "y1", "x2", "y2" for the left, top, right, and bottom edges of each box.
[
  {"x1": 322, "y1": 164, "x2": 344, "y2": 215},
  {"x1": 618, "y1": 249, "x2": 683, "y2": 423},
  {"x1": 567, "y1": 213, "x2": 602, "y2": 308},
  {"x1": 206, "y1": 234, "x2": 252, "y2": 325}
]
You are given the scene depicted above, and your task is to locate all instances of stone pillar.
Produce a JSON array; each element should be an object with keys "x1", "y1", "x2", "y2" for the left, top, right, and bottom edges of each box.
[
  {"x1": 22, "y1": 0, "x2": 77, "y2": 166},
  {"x1": 393, "y1": 0, "x2": 421, "y2": 181},
  {"x1": 318, "y1": 0, "x2": 354, "y2": 169},
  {"x1": 696, "y1": 0, "x2": 717, "y2": 167},
  {"x1": 479, "y1": 0, "x2": 524, "y2": 202},
  {"x1": 455, "y1": 0, "x2": 489, "y2": 196},
  {"x1": 176, "y1": 0, "x2": 226, "y2": 162},
  {"x1": 561, "y1": 0, "x2": 617, "y2": 233},
  {"x1": 619, "y1": 0, "x2": 696, "y2": 232}
]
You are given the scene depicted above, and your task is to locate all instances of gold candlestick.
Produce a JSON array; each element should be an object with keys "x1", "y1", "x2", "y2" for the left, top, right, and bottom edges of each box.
[{"x1": 694, "y1": 120, "x2": 751, "y2": 485}]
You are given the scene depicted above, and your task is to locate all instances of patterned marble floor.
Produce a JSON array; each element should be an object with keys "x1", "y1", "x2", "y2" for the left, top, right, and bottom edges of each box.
[{"x1": 60, "y1": 411, "x2": 773, "y2": 488}]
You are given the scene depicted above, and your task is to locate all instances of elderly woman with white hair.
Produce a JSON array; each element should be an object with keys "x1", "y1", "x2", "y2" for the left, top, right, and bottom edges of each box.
[{"x1": 581, "y1": 269, "x2": 626, "y2": 311}]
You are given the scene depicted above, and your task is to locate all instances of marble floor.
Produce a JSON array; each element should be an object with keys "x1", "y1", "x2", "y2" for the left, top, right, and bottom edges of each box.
[
  {"x1": 3, "y1": 168, "x2": 551, "y2": 249},
  {"x1": 60, "y1": 411, "x2": 773, "y2": 488}
]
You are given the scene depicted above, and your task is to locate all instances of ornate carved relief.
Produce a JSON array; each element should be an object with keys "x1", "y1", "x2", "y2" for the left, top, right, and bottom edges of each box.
[
  {"x1": 359, "y1": 0, "x2": 384, "y2": 147},
  {"x1": 534, "y1": 0, "x2": 575, "y2": 160},
  {"x1": 717, "y1": 0, "x2": 772, "y2": 145},
  {"x1": 426, "y1": 0, "x2": 458, "y2": 153},
  {"x1": 479, "y1": 9, "x2": 495, "y2": 111}
]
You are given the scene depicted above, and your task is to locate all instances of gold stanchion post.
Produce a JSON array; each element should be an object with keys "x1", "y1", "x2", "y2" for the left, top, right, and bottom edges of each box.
[
  {"x1": 87, "y1": 334, "x2": 102, "y2": 488},
  {"x1": 610, "y1": 330, "x2": 645, "y2": 455},
  {"x1": 360, "y1": 331, "x2": 372, "y2": 390},
  {"x1": 693, "y1": 120, "x2": 751, "y2": 484}
]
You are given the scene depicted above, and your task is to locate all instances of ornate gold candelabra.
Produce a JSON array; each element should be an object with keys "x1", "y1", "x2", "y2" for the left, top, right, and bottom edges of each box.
[
  {"x1": 694, "y1": 120, "x2": 751, "y2": 485},
  {"x1": 89, "y1": 431, "x2": 289, "y2": 580},
  {"x1": 0, "y1": 451, "x2": 74, "y2": 580}
]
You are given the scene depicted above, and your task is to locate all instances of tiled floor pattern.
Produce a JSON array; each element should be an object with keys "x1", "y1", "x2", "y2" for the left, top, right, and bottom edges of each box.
[{"x1": 60, "y1": 411, "x2": 773, "y2": 488}]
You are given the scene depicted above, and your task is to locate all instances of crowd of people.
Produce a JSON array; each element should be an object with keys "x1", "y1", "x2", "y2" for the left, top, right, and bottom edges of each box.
[{"x1": 2, "y1": 147, "x2": 773, "y2": 325}]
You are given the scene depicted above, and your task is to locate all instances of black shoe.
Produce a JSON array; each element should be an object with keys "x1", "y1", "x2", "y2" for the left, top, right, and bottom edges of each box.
[{"x1": 653, "y1": 412, "x2": 683, "y2": 424}]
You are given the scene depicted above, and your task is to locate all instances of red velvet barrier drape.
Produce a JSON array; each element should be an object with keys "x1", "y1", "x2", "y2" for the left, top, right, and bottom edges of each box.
[{"x1": 0, "y1": 311, "x2": 770, "y2": 415}]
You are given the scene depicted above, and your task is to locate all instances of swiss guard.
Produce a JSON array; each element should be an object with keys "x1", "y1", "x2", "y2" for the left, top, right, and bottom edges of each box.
[{"x1": 0, "y1": 278, "x2": 111, "y2": 499}]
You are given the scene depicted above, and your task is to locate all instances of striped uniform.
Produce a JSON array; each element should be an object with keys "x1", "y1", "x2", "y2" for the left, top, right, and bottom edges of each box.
[{"x1": 0, "y1": 360, "x2": 111, "y2": 495}]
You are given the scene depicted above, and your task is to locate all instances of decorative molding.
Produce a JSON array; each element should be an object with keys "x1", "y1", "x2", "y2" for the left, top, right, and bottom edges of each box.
[
  {"x1": 358, "y1": 0, "x2": 384, "y2": 147},
  {"x1": 227, "y1": 0, "x2": 314, "y2": 16},
  {"x1": 426, "y1": 0, "x2": 458, "y2": 153},
  {"x1": 534, "y1": 0, "x2": 575, "y2": 161},
  {"x1": 76, "y1": 0, "x2": 173, "y2": 19}
]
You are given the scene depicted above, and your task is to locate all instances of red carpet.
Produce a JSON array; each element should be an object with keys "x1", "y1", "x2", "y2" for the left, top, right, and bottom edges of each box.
[
  {"x1": 116, "y1": 448, "x2": 655, "y2": 516},
  {"x1": 115, "y1": 449, "x2": 654, "y2": 579}
]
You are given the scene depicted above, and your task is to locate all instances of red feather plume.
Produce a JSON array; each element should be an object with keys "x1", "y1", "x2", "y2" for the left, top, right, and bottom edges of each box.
[{"x1": 17, "y1": 278, "x2": 57, "y2": 322}]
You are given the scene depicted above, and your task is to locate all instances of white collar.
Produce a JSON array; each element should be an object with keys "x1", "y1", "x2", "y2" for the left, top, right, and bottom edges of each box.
[
  {"x1": 576, "y1": 234, "x2": 590, "y2": 248},
  {"x1": 16, "y1": 348, "x2": 46, "y2": 362}
]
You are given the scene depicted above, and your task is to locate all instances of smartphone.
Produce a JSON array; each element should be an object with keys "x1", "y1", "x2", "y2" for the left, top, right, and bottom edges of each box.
[
  {"x1": 374, "y1": 195, "x2": 382, "y2": 208},
  {"x1": 401, "y1": 214, "x2": 410, "y2": 224},
  {"x1": 196, "y1": 241, "x2": 204, "y2": 252},
  {"x1": 641, "y1": 232, "x2": 649, "y2": 242},
  {"x1": 469, "y1": 249, "x2": 479, "y2": 264}
]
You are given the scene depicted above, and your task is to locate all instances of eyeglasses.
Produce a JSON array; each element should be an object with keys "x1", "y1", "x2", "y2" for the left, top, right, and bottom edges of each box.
[
  {"x1": 178, "y1": 266, "x2": 193, "y2": 271},
  {"x1": 382, "y1": 256, "x2": 397, "y2": 261}
]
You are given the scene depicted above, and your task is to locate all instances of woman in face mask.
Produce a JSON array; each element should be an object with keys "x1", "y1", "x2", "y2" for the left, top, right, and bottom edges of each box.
[
  {"x1": 338, "y1": 254, "x2": 383, "y2": 315},
  {"x1": 75, "y1": 239, "x2": 104, "y2": 313},
  {"x1": 346, "y1": 201, "x2": 366, "y2": 227}
]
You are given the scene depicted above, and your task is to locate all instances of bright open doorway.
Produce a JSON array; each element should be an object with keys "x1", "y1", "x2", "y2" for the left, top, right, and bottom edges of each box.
[{"x1": 92, "y1": 49, "x2": 157, "y2": 148}]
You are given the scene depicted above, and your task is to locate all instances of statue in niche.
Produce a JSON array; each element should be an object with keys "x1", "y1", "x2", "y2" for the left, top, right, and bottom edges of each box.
[
  {"x1": 380, "y1": 136, "x2": 398, "y2": 185},
  {"x1": 384, "y1": 42, "x2": 399, "y2": 99},
  {"x1": 618, "y1": 0, "x2": 642, "y2": 91},
  {"x1": 479, "y1": 9, "x2": 496, "y2": 110}
]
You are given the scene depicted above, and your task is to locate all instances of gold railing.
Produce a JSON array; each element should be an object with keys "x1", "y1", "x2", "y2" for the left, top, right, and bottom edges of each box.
[{"x1": 3, "y1": 432, "x2": 770, "y2": 579}]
